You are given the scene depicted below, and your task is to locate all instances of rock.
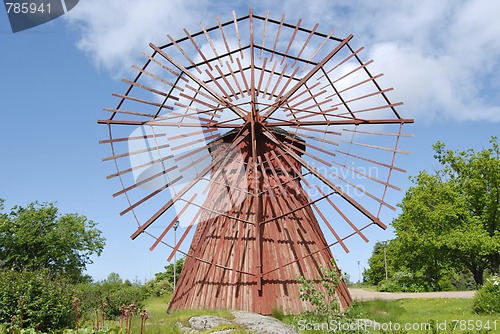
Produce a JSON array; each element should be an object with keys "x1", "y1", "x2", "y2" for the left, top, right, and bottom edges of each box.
[
  {"x1": 188, "y1": 315, "x2": 231, "y2": 331},
  {"x1": 180, "y1": 311, "x2": 297, "y2": 334},
  {"x1": 231, "y1": 310, "x2": 298, "y2": 334},
  {"x1": 177, "y1": 321, "x2": 197, "y2": 334}
]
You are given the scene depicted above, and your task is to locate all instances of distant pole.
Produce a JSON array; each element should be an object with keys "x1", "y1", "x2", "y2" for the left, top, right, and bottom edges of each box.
[
  {"x1": 357, "y1": 260, "x2": 361, "y2": 284},
  {"x1": 383, "y1": 241, "x2": 388, "y2": 280},
  {"x1": 173, "y1": 221, "x2": 179, "y2": 290}
]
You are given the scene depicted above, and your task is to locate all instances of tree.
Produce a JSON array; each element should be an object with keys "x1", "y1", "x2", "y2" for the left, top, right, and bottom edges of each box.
[
  {"x1": 390, "y1": 137, "x2": 500, "y2": 287},
  {"x1": 0, "y1": 200, "x2": 106, "y2": 282},
  {"x1": 146, "y1": 257, "x2": 185, "y2": 296},
  {"x1": 433, "y1": 137, "x2": 500, "y2": 278},
  {"x1": 154, "y1": 257, "x2": 184, "y2": 287},
  {"x1": 0, "y1": 269, "x2": 76, "y2": 332},
  {"x1": 363, "y1": 241, "x2": 395, "y2": 286}
]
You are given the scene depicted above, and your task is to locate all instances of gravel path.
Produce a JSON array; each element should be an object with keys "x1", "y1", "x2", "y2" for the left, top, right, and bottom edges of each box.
[{"x1": 349, "y1": 288, "x2": 475, "y2": 301}]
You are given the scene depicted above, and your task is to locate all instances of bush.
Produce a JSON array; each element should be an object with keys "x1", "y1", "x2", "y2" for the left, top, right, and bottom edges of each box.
[
  {"x1": 377, "y1": 271, "x2": 427, "y2": 292},
  {"x1": 297, "y1": 260, "x2": 343, "y2": 322},
  {"x1": 76, "y1": 273, "x2": 148, "y2": 320},
  {"x1": 144, "y1": 278, "x2": 172, "y2": 297},
  {"x1": 0, "y1": 270, "x2": 76, "y2": 332},
  {"x1": 472, "y1": 276, "x2": 500, "y2": 314}
]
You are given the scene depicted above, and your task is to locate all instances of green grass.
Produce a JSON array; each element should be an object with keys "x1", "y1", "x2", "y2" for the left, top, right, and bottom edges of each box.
[
  {"x1": 280, "y1": 299, "x2": 499, "y2": 333},
  {"x1": 4, "y1": 295, "x2": 499, "y2": 333},
  {"x1": 124, "y1": 296, "x2": 249, "y2": 334},
  {"x1": 348, "y1": 298, "x2": 500, "y2": 333}
]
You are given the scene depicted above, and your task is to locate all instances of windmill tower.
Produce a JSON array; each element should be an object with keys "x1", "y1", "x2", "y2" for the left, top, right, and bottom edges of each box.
[
  {"x1": 99, "y1": 9, "x2": 413, "y2": 314},
  {"x1": 168, "y1": 128, "x2": 352, "y2": 313}
]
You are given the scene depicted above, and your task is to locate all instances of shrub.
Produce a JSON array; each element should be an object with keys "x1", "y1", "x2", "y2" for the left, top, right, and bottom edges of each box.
[
  {"x1": 297, "y1": 260, "x2": 343, "y2": 322},
  {"x1": 377, "y1": 271, "x2": 427, "y2": 292},
  {"x1": 0, "y1": 269, "x2": 76, "y2": 332},
  {"x1": 472, "y1": 275, "x2": 500, "y2": 314},
  {"x1": 76, "y1": 273, "x2": 148, "y2": 320},
  {"x1": 144, "y1": 278, "x2": 172, "y2": 297}
]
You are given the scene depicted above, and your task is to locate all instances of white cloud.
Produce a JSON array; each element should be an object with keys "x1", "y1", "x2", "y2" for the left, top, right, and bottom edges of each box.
[
  {"x1": 66, "y1": 0, "x2": 500, "y2": 122},
  {"x1": 66, "y1": 0, "x2": 216, "y2": 75}
]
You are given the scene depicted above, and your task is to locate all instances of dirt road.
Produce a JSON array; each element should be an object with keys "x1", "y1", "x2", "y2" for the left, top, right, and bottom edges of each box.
[{"x1": 349, "y1": 288, "x2": 475, "y2": 301}]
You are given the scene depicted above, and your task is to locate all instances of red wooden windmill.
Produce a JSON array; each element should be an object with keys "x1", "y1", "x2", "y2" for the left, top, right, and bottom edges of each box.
[{"x1": 99, "y1": 9, "x2": 413, "y2": 314}]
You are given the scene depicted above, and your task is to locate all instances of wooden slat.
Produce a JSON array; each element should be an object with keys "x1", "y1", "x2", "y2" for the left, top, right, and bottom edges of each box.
[
  {"x1": 99, "y1": 133, "x2": 166, "y2": 144},
  {"x1": 130, "y1": 129, "x2": 249, "y2": 239},
  {"x1": 121, "y1": 79, "x2": 172, "y2": 98},
  {"x1": 285, "y1": 81, "x2": 321, "y2": 105},
  {"x1": 167, "y1": 33, "x2": 202, "y2": 74},
  {"x1": 263, "y1": 34, "x2": 353, "y2": 120},
  {"x1": 120, "y1": 175, "x2": 183, "y2": 216},
  {"x1": 268, "y1": 63, "x2": 288, "y2": 100},
  {"x1": 141, "y1": 52, "x2": 189, "y2": 82},
  {"x1": 336, "y1": 150, "x2": 406, "y2": 173},
  {"x1": 342, "y1": 128, "x2": 414, "y2": 137},
  {"x1": 311, "y1": 202, "x2": 349, "y2": 253},
  {"x1": 318, "y1": 46, "x2": 364, "y2": 80},
  {"x1": 113, "y1": 165, "x2": 177, "y2": 197},
  {"x1": 263, "y1": 129, "x2": 387, "y2": 229},
  {"x1": 111, "y1": 93, "x2": 168, "y2": 110},
  {"x1": 291, "y1": 22, "x2": 318, "y2": 68},
  {"x1": 262, "y1": 60, "x2": 278, "y2": 98},
  {"x1": 173, "y1": 102, "x2": 221, "y2": 118},
  {"x1": 331, "y1": 88, "x2": 394, "y2": 108},
  {"x1": 200, "y1": 21, "x2": 224, "y2": 68},
  {"x1": 300, "y1": 28, "x2": 335, "y2": 72},
  {"x1": 259, "y1": 10, "x2": 269, "y2": 59},
  {"x1": 204, "y1": 69, "x2": 233, "y2": 102},
  {"x1": 338, "y1": 139, "x2": 410, "y2": 154},
  {"x1": 236, "y1": 58, "x2": 251, "y2": 95},
  {"x1": 269, "y1": 14, "x2": 285, "y2": 62},
  {"x1": 265, "y1": 117, "x2": 414, "y2": 127},
  {"x1": 232, "y1": 10, "x2": 244, "y2": 59},
  {"x1": 226, "y1": 61, "x2": 245, "y2": 97},
  {"x1": 256, "y1": 58, "x2": 267, "y2": 94},
  {"x1": 103, "y1": 107, "x2": 171, "y2": 119},
  {"x1": 377, "y1": 122, "x2": 405, "y2": 216},
  {"x1": 149, "y1": 193, "x2": 197, "y2": 251},
  {"x1": 216, "y1": 16, "x2": 234, "y2": 63},
  {"x1": 131, "y1": 65, "x2": 184, "y2": 92},
  {"x1": 106, "y1": 156, "x2": 165, "y2": 179},
  {"x1": 102, "y1": 143, "x2": 171, "y2": 162},
  {"x1": 280, "y1": 18, "x2": 302, "y2": 65},
  {"x1": 150, "y1": 43, "x2": 246, "y2": 118},
  {"x1": 184, "y1": 28, "x2": 213, "y2": 71},
  {"x1": 215, "y1": 65, "x2": 238, "y2": 99},
  {"x1": 167, "y1": 207, "x2": 203, "y2": 262}
]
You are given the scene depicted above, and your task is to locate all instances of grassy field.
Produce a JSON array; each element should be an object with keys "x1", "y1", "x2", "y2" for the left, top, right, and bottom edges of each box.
[
  {"x1": 343, "y1": 298, "x2": 499, "y2": 333},
  {"x1": 93, "y1": 296, "x2": 251, "y2": 334},
  {"x1": 138, "y1": 296, "x2": 499, "y2": 334},
  {"x1": 2, "y1": 296, "x2": 498, "y2": 333}
]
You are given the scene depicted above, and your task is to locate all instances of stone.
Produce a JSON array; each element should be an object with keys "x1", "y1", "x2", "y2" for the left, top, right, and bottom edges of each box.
[
  {"x1": 188, "y1": 316, "x2": 231, "y2": 331},
  {"x1": 231, "y1": 311, "x2": 298, "y2": 334}
]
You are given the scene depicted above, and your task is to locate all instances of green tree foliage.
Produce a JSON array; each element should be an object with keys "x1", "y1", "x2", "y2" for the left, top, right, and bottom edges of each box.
[
  {"x1": 148, "y1": 257, "x2": 184, "y2": 296},
  {"x1": 433, "y1": 137, "x2": 500, "y2": 280},
  {"x1": 76, "y1": 273, "x2": 148, "y2": 319},
  {"x1": 389, "y1": 137, "x2": 500, "y2": 289},
  {"x1": 363, "y1": 241, "x2": 394, "y2": 286},
  {"x1": 0, "y1": 200, "x2": 106, "y2": 282},
  {"x1": 472, "y1": 275, "x2": 500, "y2": 314},
  {"x1": 0, "y1": 269, "x2": 75, "y2": 332}
]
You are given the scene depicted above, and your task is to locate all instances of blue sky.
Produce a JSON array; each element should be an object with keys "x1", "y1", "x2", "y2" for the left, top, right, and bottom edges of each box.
[{"x1": 1, "y1": 0, "x2": 499, "y2": 283}]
